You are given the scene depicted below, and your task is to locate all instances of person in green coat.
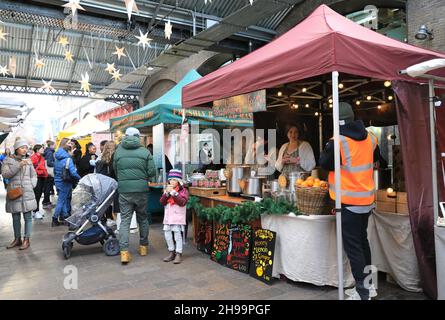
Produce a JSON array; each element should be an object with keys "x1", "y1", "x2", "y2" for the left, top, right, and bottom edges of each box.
[{"x1": 113, "y1": 127, "x2": 156, "y2": 264}]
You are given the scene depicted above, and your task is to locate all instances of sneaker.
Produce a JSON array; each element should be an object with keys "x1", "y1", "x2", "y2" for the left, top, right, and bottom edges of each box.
[
  {"x1": 346, "y1": 291, "x2": 371, "y2": 300},
  {"x1": 345, "y1": 284, "x2": 377, "y2": 298},
  {"x1": 130, "y1": 228, "x2": 138, "y2": 234},
  {"x1": 34, "y1": 211, "x2": 44, "y2": 220}
]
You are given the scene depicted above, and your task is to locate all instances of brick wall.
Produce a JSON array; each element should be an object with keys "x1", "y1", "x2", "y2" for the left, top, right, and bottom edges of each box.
[{"x1": 407, "y1": 0, "x2": 445, "y2": 51}]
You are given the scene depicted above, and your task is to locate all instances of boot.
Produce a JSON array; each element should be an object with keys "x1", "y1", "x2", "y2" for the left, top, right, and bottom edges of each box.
[
  {"x1": 138, "y1": 245, "x2": 148, "y2": 256},
  {"x1": 163, "y1": 251, "x2": 175, "y2": 262},
  {"x1": 173, "y1": 253, "x2": 182, "y2": 264},
  {"x1": 120, "y1": 251, "x2": 132, "y2": 265},
  {"x1": 19, "y1": 238, "x2": 30, "y2": 250},
  {"x1": 51, "y1": 218, "x2": 61, "y2": 227},
  {"x1": 6, "y1": 238, "x2": 22, "y2": 249}
]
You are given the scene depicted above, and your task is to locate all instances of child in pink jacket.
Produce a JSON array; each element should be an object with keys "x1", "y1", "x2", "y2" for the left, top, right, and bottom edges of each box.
[{"x1": 160, "y1": 169, "x2": 189, "y2": 264}]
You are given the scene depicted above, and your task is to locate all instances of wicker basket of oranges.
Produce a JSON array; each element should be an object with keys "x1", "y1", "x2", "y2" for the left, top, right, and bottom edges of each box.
[{"x1": 295, "y1": 176, "x2": 329, "y2": 215}]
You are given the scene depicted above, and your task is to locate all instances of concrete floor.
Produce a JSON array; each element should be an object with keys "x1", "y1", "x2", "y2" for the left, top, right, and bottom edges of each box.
[{"x1": 0, "y1": 190, "x2": 428, "y2": 300}]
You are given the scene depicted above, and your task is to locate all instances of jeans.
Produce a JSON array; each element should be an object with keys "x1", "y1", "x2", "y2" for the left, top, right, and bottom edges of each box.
[
  {"x1": 54, "y1": 181, "x2": 73, "y2": 219},
  {"x1": 341, "y1": 207, "x2": 372, "y2": 300},
  {"x1": 118, "y1": 193, "x2": 149, "y2": 251},
  {"x1": 33, "y1": 177, "x2": 46, "y2": 211},
  {"x1": 12, "y1": 212, "x2": 32, "y2": 238},
  {"x1": 43, "y1": 176, "x2": 54, "y2": 204}
]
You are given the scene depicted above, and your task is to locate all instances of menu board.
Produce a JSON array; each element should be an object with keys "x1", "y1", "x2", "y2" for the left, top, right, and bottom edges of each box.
[
  {"x1": 249, "y1": 229, "x2": 276, "y2": 284},
  {"x1": 226, "y1": 224, "x2": 252, "y2": 274},
  {"x1": 213, "y1": 90, "x2": 266, "y2": 117},
  {"x1": 211, "y1": 222, "x2": 230, "y2": 265},
  {"x1": 197, "y1": 220, "x2": 213, "y2": 255}
]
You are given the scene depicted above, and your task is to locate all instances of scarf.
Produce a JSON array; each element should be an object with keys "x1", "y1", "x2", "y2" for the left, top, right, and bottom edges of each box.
[{"x1": 167, "y1": 186, "x2": 180, "y2": 206}]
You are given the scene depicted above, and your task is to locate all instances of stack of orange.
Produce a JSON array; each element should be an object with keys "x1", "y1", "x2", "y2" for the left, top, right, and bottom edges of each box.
[{"x1": 296, "y1": 176, "x2": 328, "y2": 190}]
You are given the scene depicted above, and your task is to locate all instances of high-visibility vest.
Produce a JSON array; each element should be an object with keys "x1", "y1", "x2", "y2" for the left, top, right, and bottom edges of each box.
[{"x1": 328, "y1": 132, "x2": 377, "y2": 206}]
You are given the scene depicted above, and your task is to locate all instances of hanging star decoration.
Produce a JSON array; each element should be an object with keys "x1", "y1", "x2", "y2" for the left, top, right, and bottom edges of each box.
[
  {"x1": 41, "y1": 79, "x2": 54, "y2": 92},
  {"x1": 164, "y1": 20, "x2": 172, "y2": 40},
  {"x1": 105, "y1": 63, "x2": 116, "y2": 74},
  {"x1": 204, "y1": 0, "x2": 212, "y2": 4},
  {"x1": 0, "y1": 28, "x2": 8, "y2": 41},
  {"x1": 58, "y1": 36, "x2": 69, "y2": 47},
  {"x1": 124, "y1": 0, "x2": 139, "y2": 21},
  {"x1": 64, "y1": 50, "x2": 74, "y2": 62},
  {"x1": 34, "y1": 53, "x2": 45, "y2": 69},
  {"x1": 135, "y1": 29, "x2": 152, "y2": 49},
  {"x1": 250, "y1": 0, "x2": 253, "y2": 4},
  {"x1": 79, "y1": 73, "x2": 91, "y2": 93},
  {"x1": 0, "y1": 65, "x2": 9, "y2": 77},
  {"x1": 62, "y1": 0, "x2": 86, "y2": 17},
  {"x1": 111, "y1": 69, "x2": 122, "y2": 81},
  {"x1": 113, "y1": 46, "x2": 127, "y2": 60}
]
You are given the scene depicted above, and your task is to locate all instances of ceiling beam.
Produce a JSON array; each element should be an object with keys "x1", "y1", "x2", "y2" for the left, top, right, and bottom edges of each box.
[
  {"x1": 67, "y1": 33, "x2": 85, "y2": 92},
  {"x1": 25, "y1": 25, "x2": 36, "y2": 89}
]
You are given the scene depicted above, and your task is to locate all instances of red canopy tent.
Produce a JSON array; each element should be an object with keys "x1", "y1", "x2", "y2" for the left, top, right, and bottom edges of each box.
[
  {"x1": 183, "y1": 4, "x2": 445, "y2": 299},
  {"x1": 183, "y1": 5, "x2": 445, "y2": 107}
]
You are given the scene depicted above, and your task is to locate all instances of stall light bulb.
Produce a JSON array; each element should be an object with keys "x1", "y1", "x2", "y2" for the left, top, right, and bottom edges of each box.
[
  {"x1": 315, "y1": 112, "x2": 319, "y2": 116},
  {"x1": 355, "y1": 100, "x2": 361, "y2": 106},
  {"x1": 277, "y1": 91, "x2": 282, "y2": 97},
  {"x1": 388, "y1": 95, "x2": 393, "y2": 101},
  {"x1": 378, "y1": 105, "x2": 382, "y2": 109},
  {"x1": 367, "y1": 96, "x2": 372, "y2": 101},
  {"x1": 302, "y1": 88, "x2": 307, "y2": 93},
  {"x1": 387, "y1": 134, "x2": 392, "y2": 141},
  {"x1": 329, "y1": 104, "x2": 333, "y2": 108},
  {"x1": 328, "y1": 99, "x2": 333, "y2": 104},
  {"x1": 387, "y1": 188, "x2": 394, "y2": 194},
  {"x1": 384, "y1": 81, "x2": 392, "y2": 87},
  {"x1": 305, "y1": 104, "x2": 309, "y2": 108},
  {"x1": 338, "y1": 83, "x2": 344, "y2": 89},
  {"x1": 292, "y1": 104, "x2": 299, "y2": 109}
]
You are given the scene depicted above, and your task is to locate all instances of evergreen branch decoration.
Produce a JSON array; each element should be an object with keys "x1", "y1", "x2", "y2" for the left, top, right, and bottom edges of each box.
[{"x1": 188, "y1": 196, "x2": 301, "y2": 223}]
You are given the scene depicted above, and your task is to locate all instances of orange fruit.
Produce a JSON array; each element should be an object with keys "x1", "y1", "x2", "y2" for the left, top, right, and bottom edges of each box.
[
  {"x1": 296, "y1": 178, "x2": 304, "y2": 185},
  {"x1": 313, "y1": 182, "x2": 321, "y2": 188},
  {"x1": 306, "y1": 180, "x2": 314, "y2": 187},
  {"x1": 315, "y1": 178, "x2": 321, "y2": 183},
  {"x1": 301, "y1": 181, "x2": 308, "y2": 187}
]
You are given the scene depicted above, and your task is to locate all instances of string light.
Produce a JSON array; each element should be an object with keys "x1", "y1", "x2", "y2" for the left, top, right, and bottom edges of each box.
[
  {"x1": 329, "y1": 104, "x2": 333, "y2": 108},
  {"x1": 277, "y1": 91, "x2": 282, "y2": 97},
  {"x1": 378, "y1": 105, "x2": 382, "y2": 109},
  {"x1": 302, "y1": 88, "x2": 307, "y2": 93},
  {"x1": 315, "y1": 112, "x2": 319, "y2": 116},
  {"x1": 355, "y1": 100, "x2": 361, "y2": 106},
  {"x1": 328, "y1": 99, "x2": 333, "y2": 104},
  {"x1": 292, "y1": 104, "x2": 299, "y2": 109},
  {"x1": 305, "y1": 104, "x2": 309, "y2": 108},
  {"x1": 388, "y1": 95, "x2": 393, "y2": 101},
  {"x1": 366, "y1": 96, "x2": 372, "y2": 101},
  {"x1": 384, "y1": 80, "x2": 392, "y2": 87},
  {"x1": 338, "y1": 83, "x2": 344, "y2": 89}
]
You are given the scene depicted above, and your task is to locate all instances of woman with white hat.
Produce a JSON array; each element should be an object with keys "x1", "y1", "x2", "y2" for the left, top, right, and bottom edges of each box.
[{"x1": 1, "y1": 138, "x2": 37, "y2": 250}]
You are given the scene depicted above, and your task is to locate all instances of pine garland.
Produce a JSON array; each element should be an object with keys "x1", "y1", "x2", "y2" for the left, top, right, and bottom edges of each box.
[{"x1": 188, "y1": 196, "x2": 300, "y2": 223}]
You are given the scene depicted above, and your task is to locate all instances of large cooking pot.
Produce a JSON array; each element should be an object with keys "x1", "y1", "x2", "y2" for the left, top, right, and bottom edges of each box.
[
  {"x1": 227, "y1": 165, "x2": 251, "y2": 195},
  {"x1": 238, "y1": 177, "x2": 265, "y2": 196}
]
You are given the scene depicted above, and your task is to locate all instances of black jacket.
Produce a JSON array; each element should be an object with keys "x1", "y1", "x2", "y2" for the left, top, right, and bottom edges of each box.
[
  {"x1": 78, "y1": 152, "x2": 97, "y2": 177},
  {"x1": 96, "y1": 159, "x2": 116, "y2": 179},
  {"x1": 319, "y1": 120, "x2": 380, "y2": 171}
]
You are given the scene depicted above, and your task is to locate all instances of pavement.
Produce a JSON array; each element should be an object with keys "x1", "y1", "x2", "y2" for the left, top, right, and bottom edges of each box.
[{"x1": 0, "y1": 189, "x2": 428, "y2": 300}]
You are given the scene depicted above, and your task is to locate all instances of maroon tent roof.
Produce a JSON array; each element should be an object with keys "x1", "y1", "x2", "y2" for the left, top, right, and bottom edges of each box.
[{"x1": 183, "y1": 4, "x2": 445, "y2": 108}]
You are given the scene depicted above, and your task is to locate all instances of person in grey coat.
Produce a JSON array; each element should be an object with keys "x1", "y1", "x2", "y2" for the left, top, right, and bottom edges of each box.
[{"x1": 2, "y1": 138, "x2": 37, "y2": 250}]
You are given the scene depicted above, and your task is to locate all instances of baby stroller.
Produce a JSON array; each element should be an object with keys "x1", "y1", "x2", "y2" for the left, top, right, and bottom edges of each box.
[{"x1": 62, "y1": 173, "x2": 119, "y2": 259}]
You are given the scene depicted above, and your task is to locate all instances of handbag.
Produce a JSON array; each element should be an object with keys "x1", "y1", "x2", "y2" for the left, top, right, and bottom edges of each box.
[
  {"x1": 6, "y1": 163, "x2": 26, "y2": 200},
  {"x1": 62, "y1": 158, "x2": 72, "y2": 182}
]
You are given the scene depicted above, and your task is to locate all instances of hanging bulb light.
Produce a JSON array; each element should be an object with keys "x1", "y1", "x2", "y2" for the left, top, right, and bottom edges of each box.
[
  {"x1": 305, "y1": 104, "x2": 309, "y2": 108},
  {"x1": 338, "y1": 83, "x2": 344, "y2": 89},
  {"x1": 292, "y1": 104, "x2": 299, "y2": 109},
  {"x1": 366, "y1": 95, "x2": 372, "y2": 101},
  {"x1": 388, "y1": 95, "x2": 393, "y2": 101},
  {"x1": 328, "y1": 98, "x2": 333, "y2": 104},
  {"x1": 378, "y1": 105, "x2": 382, "y2": 109},
  {"x1": 277, "y1": 91, "x2": 283, "y2": 97},
  {"x1": 329, "y1": 104, "x2": 333, "y2": 108},
  {"x1": 384, "y1": 80, "x2": 392, "y2": 87},
  {"x1": 315, "y1": 112, "x2": 319, "y2": 116},
  {"x1": 302, "y1": 88, "x2": 307, "y2": 93},
  {"x1": 355, "y1": 100, "x2": 361, "y2": 106}
]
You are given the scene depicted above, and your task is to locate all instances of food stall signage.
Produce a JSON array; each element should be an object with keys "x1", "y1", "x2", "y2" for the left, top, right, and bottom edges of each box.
[{"x1": 213, "y1": 90, "x2": 266, "y2": 117}]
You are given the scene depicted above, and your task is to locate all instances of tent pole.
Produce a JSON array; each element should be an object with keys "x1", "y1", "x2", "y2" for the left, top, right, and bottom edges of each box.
[
  {"x1": 332, "y1": 71, "x2": 344, "y2": 300},
  {"x1": 429, "y1": 79, "x2": 439, "y2": 224},
  {"x1": 182, "y1": 109, "x2": 186, "y2": 178}
]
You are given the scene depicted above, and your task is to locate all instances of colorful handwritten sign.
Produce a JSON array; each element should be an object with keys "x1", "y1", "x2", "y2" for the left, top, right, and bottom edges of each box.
[
  {"x1": 197, "y1": 220, "x2": 213, "y2": 255},
  {"x1": 213, "y1": 90, "x2": 266, "y2": 117},
  {"x1": 211, "y1": 222, "x2": 230, "y2": 265},
  {"x1": 226, "y1": 224, "x2": 252, "y2": 274},
  {"x1": 249, "y1": 229, "x2": 276, "y2": 284}
]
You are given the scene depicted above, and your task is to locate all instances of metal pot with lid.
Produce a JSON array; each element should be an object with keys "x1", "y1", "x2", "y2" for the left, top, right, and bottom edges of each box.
[{"x1": 226, "y1": 165, "x2": 251, "y2": 195}]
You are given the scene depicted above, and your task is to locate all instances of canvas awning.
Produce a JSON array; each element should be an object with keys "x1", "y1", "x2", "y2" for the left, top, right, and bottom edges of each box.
[
  {"x1": 110, "y1": 70, "x2": 253, "y2": 132},
  {"x1": 58, "y1": 114, "x2": 109, "y2": 139},
  {"x1": 182, "y1": 5, "x2": 445, "y2": 108}
]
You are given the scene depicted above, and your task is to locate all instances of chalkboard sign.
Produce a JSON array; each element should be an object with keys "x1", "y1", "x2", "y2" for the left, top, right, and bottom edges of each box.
[
  {"x1": 226, "y1": 224, "x2": 252, "y2": 274},
  {"x1": 249, "y1": 229, "x2": 276, "y2": 284},
  {"x1": 213, "y1": 90, "x2": 266, "y2": 117},
  {"x1": 211, "y1": 223, "x2": 230, "y2": 265},
  {"x1": 197, "y1": 220, "x2": 213, "y2": 255}
]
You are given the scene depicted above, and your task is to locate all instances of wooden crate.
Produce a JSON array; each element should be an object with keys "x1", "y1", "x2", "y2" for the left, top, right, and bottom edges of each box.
[
  {"x1": 376, "y1": 190, "x2": 396, "y2": 203},
  {"x1": 397, "y1": 192, "x2": 408, "y2": 204},
  {"x1": 189, "y1": 187, "x2": 227, "y2": 197},
  {"x1": 396, "y1": 202, "x2": 409, "y2": 215},
  {"x1": 376, "y1": 200, "x2": 396, "y2": 213}
]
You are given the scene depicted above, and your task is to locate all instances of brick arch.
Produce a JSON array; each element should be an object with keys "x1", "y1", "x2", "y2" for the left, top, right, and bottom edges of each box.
[{"x1": 143, "y1": 79, "x2": 177, "y2": 104}]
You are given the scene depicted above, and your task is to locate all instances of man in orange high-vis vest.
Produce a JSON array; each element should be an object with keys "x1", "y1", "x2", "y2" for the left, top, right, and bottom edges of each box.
[{"x1": 320, "y1": 102, "x2": 381, "y2": 300}]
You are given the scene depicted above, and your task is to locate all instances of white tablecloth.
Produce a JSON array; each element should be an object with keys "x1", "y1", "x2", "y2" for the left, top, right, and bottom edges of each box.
[
  {"x1": 368, "y1": 211, "x2": 422, "y2": 292},
  {"x1": 261, "y1": 214, "x2": 354, "y2": 288}
]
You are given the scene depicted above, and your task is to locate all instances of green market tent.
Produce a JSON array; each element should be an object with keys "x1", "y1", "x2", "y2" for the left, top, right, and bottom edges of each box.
[{"x1": 110, "y1": 70, "x2": 253, "y2": 132}]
